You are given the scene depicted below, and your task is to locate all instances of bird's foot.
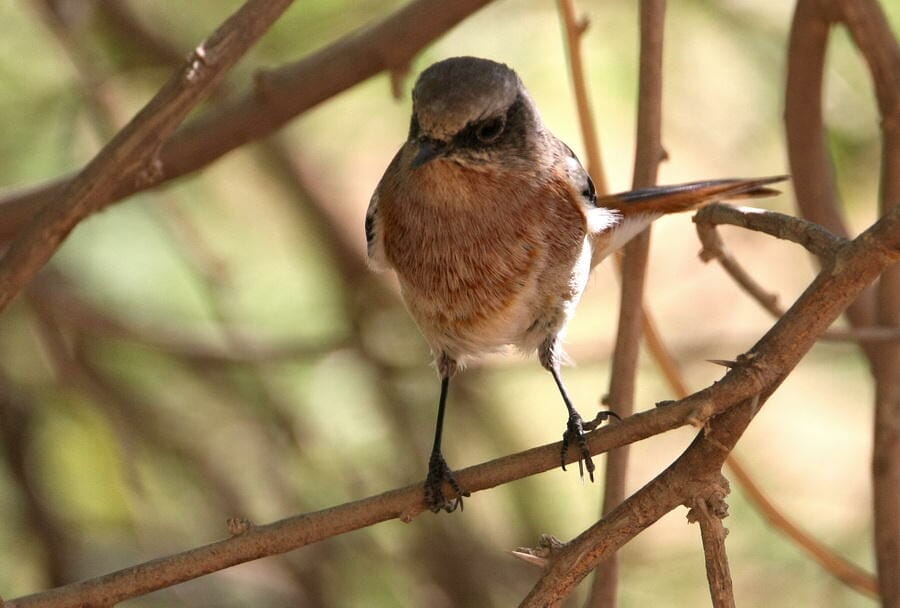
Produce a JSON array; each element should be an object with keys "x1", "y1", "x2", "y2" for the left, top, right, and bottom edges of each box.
[
  {"x1": 425, "y1": 451, "x2": 469, "y2": 513},
  {"x1": 560, "y1": 410, "x2": 620, "y2": 481}
]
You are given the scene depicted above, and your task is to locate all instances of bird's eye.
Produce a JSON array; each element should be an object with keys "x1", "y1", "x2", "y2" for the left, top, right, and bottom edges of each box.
[{"x1": 476, "y1": 117, "x2": 505, "y2": 143}]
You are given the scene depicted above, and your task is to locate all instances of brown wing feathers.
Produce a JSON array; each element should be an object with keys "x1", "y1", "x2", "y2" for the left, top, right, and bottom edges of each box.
[{"x1": 596, "y1": 175, "x2": 788, "y2": 216}]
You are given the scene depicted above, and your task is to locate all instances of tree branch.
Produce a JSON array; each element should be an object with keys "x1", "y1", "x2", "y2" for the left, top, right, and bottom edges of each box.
[
  {"x1": 519, "y1": 204, "x2": 899, "y2": 606},
  {"x1": 695, "y1": 203, "x2": 900, "y2": 343},
  {"x1": 784, "y1": 0, "x2": 877, "y2": 328},
  {"x1": 588, "y1": 2, "x2": 666, "y2": 606},
  {"x1": 7, "y1": 203, "x2": 899, "y2": 608},
  {"x1": 724, "y1": 453, "x2": 878, "y2": 596},
  {"x1": 787, "y1": 2, "x2": 900, "y2": 598},
  {"x1": 0, "y1": 0, "x2": 497, "y2": 244},
  {"x1": 686, "y1": 477, "x2": 736, "y2": 608},
  {"x1": 0, "y1": 0, "x2": 294, "y2": 313},
  {"x1": 557, "y1": 0, "x2": 607, "y2": 195}
]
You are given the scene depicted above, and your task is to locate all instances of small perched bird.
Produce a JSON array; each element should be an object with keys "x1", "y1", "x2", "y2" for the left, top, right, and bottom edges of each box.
[{"x1": 367, "y1": 56, "x2": 784, "y2": 512}]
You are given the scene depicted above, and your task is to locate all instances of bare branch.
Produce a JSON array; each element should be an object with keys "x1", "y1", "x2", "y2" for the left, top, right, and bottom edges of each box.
[
  {"x1": 0, "y1": 0, "x2": 498, "y2": 244},
  {"x1": 695, "y1": 204, "x2": 900, "y2": 344},
  {"x1": 557, "y1": 0, "x2": 607, "y2": 194},
  {"x1": 830, "y1": 0, "x2": 900, "y2": 601},
  {"x1": 588, "y1": 2, "x2": 666, "y2": 606},
  {"x1": 641, "y1": 264, "x2": 880, "y2": 596},
  {"x1": 7, "y1": 196, "x2": 898, "y2": 608},
  {"x1": 0, "y1": 0, "x2": 294, "y2": 313},
  {"x1": 686, "y1": 477, "x2": 735, "y2": 608},
  {"x1": 694, "y1": 203, "x2": 846, "y2": 259},
  {"x1": 785, "y1": 0, "x2": 880, "y2": 330},
  {"x1": 519, "y1": 204, "x2": 899, "y2": 606}
]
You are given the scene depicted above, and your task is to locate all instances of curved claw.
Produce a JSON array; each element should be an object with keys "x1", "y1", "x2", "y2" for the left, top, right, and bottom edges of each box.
[
  {"x1": 560, "y1": 410, "x2": 619, "y2": 481},
  {"x1": 561, "y1": 413, "x2": 595, "y2": 482},
  {"x1": 425, "y1": 452, "x2": 470, "y2": 513}
]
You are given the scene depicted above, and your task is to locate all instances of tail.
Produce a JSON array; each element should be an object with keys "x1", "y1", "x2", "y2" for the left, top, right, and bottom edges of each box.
[
  {"x1": 589, "y1": 175, "x2": 788, "y2": 267},
  {"x1": 597, "y1": 175, "x2": 788, "y2": 216}
]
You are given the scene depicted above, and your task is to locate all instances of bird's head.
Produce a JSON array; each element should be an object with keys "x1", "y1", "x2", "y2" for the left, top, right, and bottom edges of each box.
[{"x1": 408, "y1": 57, "x2": 541, "y2": 171}]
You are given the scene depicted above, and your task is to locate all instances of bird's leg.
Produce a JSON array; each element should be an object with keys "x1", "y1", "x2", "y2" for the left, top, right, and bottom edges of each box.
[
  {"x1": 424, "y1": 355, "x2": 469, "y2": 513},
  {"x1": 540, "y1": 338, "x2": 618, "y2": 481}
]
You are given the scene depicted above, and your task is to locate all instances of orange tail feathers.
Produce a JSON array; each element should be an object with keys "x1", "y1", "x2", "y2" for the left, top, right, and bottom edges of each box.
[{"x1": 597, "y1": 175, "x2": 788, "y2": 216}]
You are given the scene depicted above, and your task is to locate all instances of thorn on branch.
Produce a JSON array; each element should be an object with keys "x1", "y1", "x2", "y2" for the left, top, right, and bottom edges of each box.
[
  {"x1": 707, "y1": 359, "x2": 737, "y2": 369},
  {"x1": 511, "y1": 534, "x2": 568, "y2": 569}
]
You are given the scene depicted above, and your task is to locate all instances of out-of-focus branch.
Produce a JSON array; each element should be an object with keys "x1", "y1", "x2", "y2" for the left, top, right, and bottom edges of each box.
[
  {"x1": 519, "y1": 204, "x2": 899, "y2": 606},
  {"x1": 0, "y1": 0, "x2": 294, "y2": 313},
  {"x1": 836, "y1": 1, "x2": 900, "y2": 602},
  {"x1": 786, "y1": 2, "x2": 900, "y2": 599},
  {"x1": 784, "y1": 0, "x2": 876, "y2": 329},
  {"x1": 725, "y1": 455, "x2": 878, "y2": 596},
  {"x1": 0, "y1": 373, "x2": 70, "y2": 587},
  {"x1": 556, "y1": 0, "x2": 607, "y2": 195},
  {"x1": 0, "y1": 0, "x2": 498, "y2": 244},
  {"x1": 588, "y1": 2, "x2": 666, "y2": 606}
]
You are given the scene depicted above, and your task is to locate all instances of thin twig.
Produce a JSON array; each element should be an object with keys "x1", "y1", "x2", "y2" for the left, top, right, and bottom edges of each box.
[
  {"x1": 694, "y1": 203, "x2": 846, "y2": 259},
  {"x1": 556, "y1": 0, "x2": 607, "y2": 194},
  {"x1": 725, "y1": 455, "x2": 878, "y2": 596},
  {"x1": 695, "y1": 204, "x2": 900, "y2": 343},
  {"x1": 640, "y1": 258, "x2": 879, "y2": 596}
]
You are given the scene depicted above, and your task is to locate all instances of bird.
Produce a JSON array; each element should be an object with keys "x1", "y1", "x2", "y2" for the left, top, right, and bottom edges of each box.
[{"x1": 366, "y1": 56, "x2": 785, "y2": 513}]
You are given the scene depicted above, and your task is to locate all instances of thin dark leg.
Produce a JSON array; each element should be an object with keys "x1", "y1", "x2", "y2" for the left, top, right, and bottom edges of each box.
[
  {"x1": 424, "y1": 373, "x2": 469, "y2": 513},
  {"x1": 431, "y1": 376, "x2": 450, "y2": 455},
  {"x1": 550, "y1": 366, "x2": 619, "y2": 482}
]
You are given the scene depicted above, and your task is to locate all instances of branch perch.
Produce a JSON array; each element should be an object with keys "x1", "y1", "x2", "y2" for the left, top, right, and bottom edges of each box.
[{"x1": 9, "y1": 203, "x2": 897, "y2": 608}]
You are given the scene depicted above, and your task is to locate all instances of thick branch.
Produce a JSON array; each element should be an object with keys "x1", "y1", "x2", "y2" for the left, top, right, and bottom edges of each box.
[
  {"x1": 0, "y1": 0, "x2": 294, "y2": 313},
  {"x1": 0, "y1": 0, "x2": 496, "y2": 244}
]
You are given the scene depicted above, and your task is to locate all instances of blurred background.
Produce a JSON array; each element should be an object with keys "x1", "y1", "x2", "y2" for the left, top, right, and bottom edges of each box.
[{"x1": 0, "y1": 0, "x2": 896, "y2": 606}]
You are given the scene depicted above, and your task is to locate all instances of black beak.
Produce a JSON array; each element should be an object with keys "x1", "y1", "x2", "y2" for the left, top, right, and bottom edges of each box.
[{"x1": 412, "y1": 138, "x2": 446, "y2": 168}]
